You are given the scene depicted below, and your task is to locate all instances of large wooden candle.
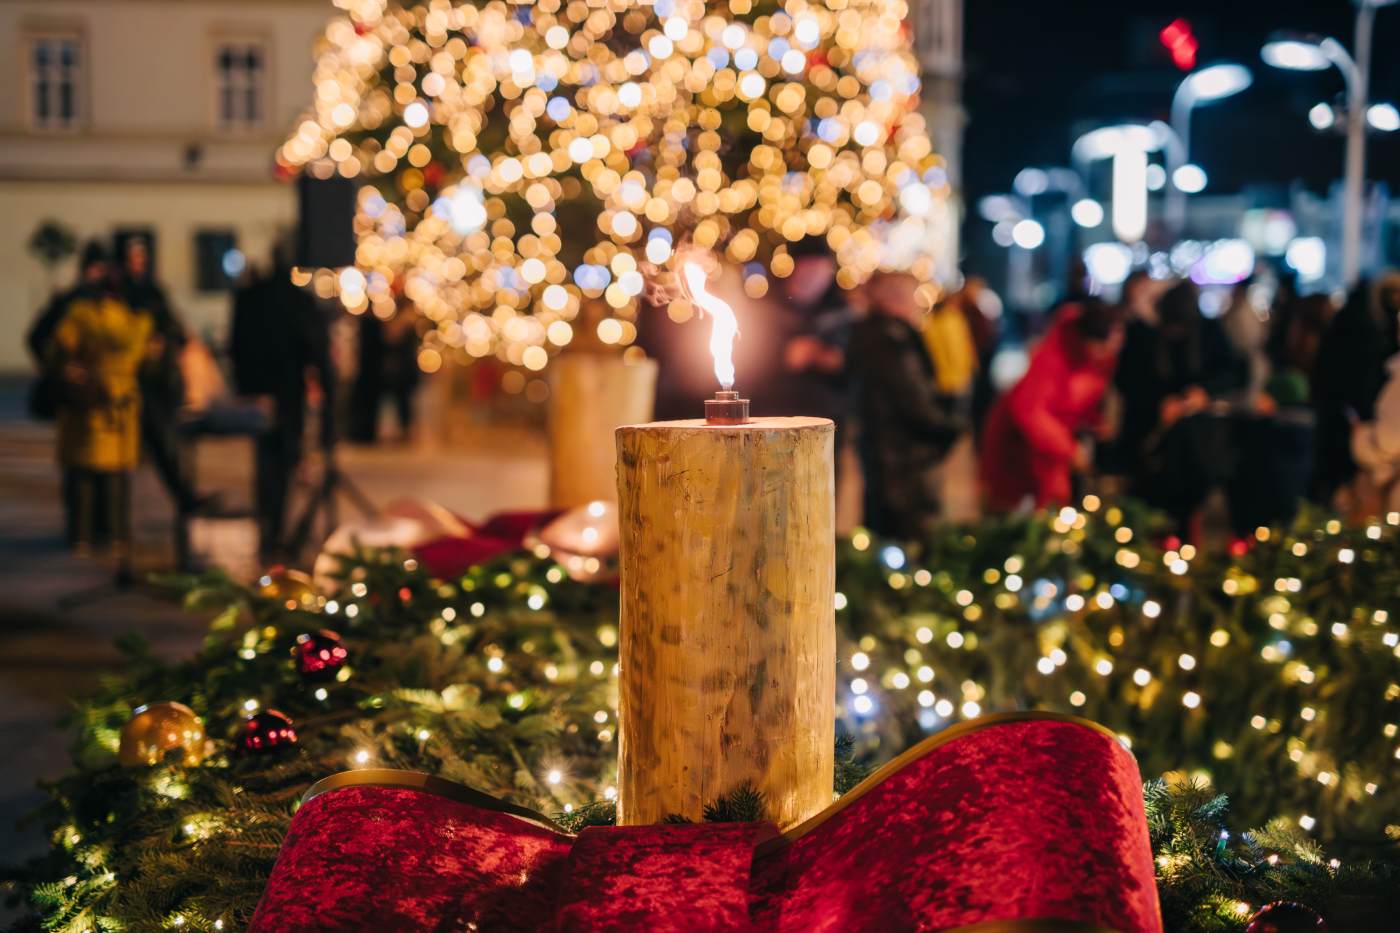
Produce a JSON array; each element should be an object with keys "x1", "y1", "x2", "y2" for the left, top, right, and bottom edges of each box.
[{"x1": 614, "y1": 262, "x2": 835, "y2": 827}]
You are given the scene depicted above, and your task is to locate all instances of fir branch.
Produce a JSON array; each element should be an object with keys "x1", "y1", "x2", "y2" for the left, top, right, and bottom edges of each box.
[
  {"x1": 702, "y1": 782, "x2": 765, "y2": 824},
  {"x1": 9, "y1": 501, "x2": 1400, "y2": 929}
]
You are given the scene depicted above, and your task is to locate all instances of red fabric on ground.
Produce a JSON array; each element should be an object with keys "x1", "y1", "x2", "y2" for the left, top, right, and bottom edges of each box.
[
  {"x1": 410, "y1": 509, "x2": 562, "y2": 578},
  {"x1": 476, "y1": 510, "x2": 562, "y2": 543},
  {"x1": 412, "y1": 534, "x2": 518, "y2": 578}
]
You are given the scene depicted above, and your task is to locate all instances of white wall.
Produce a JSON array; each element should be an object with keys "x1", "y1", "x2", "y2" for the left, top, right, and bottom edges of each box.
[
  {"x1": 0, "y1": 180, "x2": 301, "y2": 353},
  {"x1": 0, "y1": 0, "x2": 332, "y2": 371}
]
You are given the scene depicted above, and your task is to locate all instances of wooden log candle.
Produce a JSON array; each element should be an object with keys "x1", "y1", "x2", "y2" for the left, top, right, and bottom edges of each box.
[
  {"x1": 615, "y1": 415, "x2": 835, "y2": 827},
  {"x1": 548, "y1": 353, "x2": 658, "y2": 508}
]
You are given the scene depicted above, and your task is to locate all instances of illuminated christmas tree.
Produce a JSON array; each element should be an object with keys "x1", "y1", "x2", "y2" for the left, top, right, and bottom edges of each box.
[{"x1": 282, "y1": 0, "x2": 950, "y2": 369}]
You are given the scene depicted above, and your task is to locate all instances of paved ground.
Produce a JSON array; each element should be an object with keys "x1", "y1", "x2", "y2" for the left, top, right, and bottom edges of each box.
[{"x1": 0, "y1": 385, "x2": 550, "y2": 874}]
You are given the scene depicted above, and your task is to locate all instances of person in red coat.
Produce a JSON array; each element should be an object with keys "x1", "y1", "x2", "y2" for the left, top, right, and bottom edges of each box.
[{"x1": 981, "y1": 300, "x2": 1123, "y2": 511}]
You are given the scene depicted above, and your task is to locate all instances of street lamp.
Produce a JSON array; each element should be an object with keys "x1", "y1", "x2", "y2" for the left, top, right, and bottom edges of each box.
[
  {"x1": 1071, "y1": 198, "x2": 1105, "y2": 228},
  {"x1": 1173, "y1": 164, "x2": 1208, "y2": 194},
  {"x1": 980, "y1": 192, "x2": 1041, "y2": 309},
  {"x1": 1367, "y1": 102, "x2": 1400, "y2": 132},
  {"x1": 1261, "y1": 38, "x2": 1333, "y2": 72},
  {"x1": 1309, "y1": 102, "x2": 1338, "y2": 130},
  {"x1": 1011, "y1": 219, "x2": 1047, "y2": 250},
  {"x1": 1166, "y1": 62, "x2": 1253, "y2": 234},
  {"x1": 1263, "y1": 0, "x2": 1398, "y2": 288},
  {"x1": 1073, "y1": 124, "x2": 1161, "y2": 244},
  {"x1": 1009, "y1": 166, "x2": 1089, "y2": 299},
  {"x1": 1307, "y1": 100, "x2": 1400, "y2": 131}
]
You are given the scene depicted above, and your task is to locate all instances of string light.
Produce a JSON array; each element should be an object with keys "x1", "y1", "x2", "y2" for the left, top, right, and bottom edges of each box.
[{"x1": 284, "y1": 0, "x2": 947, "y2": 369}]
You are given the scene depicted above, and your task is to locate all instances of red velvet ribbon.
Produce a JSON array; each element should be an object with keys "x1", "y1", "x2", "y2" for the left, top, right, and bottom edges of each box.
[{"x1": 250, "y1": 715, "x2": 1161, "y2": 932}]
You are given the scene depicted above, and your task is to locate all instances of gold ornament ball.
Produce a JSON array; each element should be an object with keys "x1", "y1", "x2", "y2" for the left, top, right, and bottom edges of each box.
[
  {"x1": 257, "y1": 568, "x2": 319, "y2": 611},
  {"x1": 118, "y1": 702, "x2": 207, "y2": 767}
]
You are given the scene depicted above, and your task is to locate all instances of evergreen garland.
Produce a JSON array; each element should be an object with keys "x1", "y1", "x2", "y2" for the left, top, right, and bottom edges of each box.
[{"x1": 5, "y1": 500, "x2": 1398, "y2": 931}]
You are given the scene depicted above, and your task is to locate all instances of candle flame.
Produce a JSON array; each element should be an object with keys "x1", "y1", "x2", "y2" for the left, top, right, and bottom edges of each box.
[{"x1": 681, "y1": 261, "x2": 739, "y2": 390}]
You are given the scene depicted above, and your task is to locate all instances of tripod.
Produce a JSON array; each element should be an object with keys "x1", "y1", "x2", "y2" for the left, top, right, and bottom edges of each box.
[{"x1": 284, "y1": 447, "x2": 378, "y2": 561}]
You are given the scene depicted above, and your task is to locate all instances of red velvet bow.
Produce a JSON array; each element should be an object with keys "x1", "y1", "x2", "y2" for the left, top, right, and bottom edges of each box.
[{"x1": 250, "y1": 714, "x2": 1161, "y2": 932}]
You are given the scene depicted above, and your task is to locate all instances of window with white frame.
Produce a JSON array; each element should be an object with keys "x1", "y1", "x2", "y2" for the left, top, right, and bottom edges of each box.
[
  {"x1": 29, "y1": 34, "x2": 83, "y2": 130},
  {"x1": 215, "y1": 40, "x2": 268, "y2": 131}
]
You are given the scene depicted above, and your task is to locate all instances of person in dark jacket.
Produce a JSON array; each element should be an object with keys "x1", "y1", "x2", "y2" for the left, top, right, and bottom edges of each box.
[
  {"x1": 1311, "y1": 272, "x2": 1400, "y2": 503},
  {"x1": 348, "y1": 305, "x2": 423, "y2": 444},
  {"x1": 121, "y1": 238, "x2": 199, "y2": 509},
  {"x1": 847, "y1": 272, "x2": 967, "y2": 539},
  {"x1": 383, "y1": 308, "x2": 422, "y2": 439},
  {"x1": 775, "y1": 238, "x2": 855, "y2": 476},
  {"x1": 230, "y1": 249, "x2": 335, "y2": 558},
  {"x1": 1113, "y1": 280, "x2": 1247, "y2": 536},
  {"x1": 347, "y1": 312, "x2": 387, "y2": 444},
  {"x1": 27, "y1": 240, "x2": 110, "y2": 366}
]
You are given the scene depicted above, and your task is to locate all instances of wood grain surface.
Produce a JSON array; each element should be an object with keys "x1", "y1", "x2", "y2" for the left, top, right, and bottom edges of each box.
[{"x1": 615, "y1": 417, "x2": 835, "y2": 827}]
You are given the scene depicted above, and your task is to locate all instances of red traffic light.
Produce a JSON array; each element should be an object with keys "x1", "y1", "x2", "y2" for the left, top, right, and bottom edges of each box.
[{"x1": 1159, "y1": 18, "x2": 1199, "y2": 71}]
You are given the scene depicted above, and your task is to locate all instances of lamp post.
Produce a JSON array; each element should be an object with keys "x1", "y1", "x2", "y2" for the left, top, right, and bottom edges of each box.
[
  {"x1": 1263, "y1": 0, "x2": 1397, "y2": 288},
  {"x1": 1072, "y1": 125, "x2": 1162, "y2": 245},
  {"x1": 980, "y1": 192, "x2": 1043, "y2": 310},
  {"x1": 1166, "y1": 63, "x2": 1252, "y2": 236}
]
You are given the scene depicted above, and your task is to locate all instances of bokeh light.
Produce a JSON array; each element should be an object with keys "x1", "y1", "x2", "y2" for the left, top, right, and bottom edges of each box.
[{"x1": 281, "y1": 0, "x2": 948, "y2": 369}]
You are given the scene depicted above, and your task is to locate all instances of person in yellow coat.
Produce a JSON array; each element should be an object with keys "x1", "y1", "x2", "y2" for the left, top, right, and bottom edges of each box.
[
  {"x1": 46, "y1": 244, "x2": 154, "y2": 553},
  {"x1": 923, "y1": 295, "x2": 979, "y2": 398}
]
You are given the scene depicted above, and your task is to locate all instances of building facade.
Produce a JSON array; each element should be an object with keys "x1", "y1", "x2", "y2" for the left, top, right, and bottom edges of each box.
[
  {"x1": 911, "y1": 0, "x2": 965, "y2": 283},
  {"x1": 0, "y1": 0, "x2": 966, "y2": 373},
  {"x1": 0, "y1": 0, "x2": 331, "y2": 372}
]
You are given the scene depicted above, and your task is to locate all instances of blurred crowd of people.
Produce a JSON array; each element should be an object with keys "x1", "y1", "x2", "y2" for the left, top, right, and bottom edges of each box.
[
  {"x1": 24, "y1": 239, "x2": 348, "y2": 565},
  {"x1": 699, "y1": 240, "x2": 1400, "y2": 545},
  {"x1": 25, "y1": 230, "x2": 1400, "y2": 562}
]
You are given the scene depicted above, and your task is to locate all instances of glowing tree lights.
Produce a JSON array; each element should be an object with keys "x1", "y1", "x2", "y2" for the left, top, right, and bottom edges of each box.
[{"x1": 282, "y1": 0, "x2": 949, "y2": 370}]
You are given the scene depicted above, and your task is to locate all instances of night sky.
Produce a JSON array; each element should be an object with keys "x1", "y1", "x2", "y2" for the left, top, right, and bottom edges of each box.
[{"x1": 962, "y1": 0, "x2": 1400, "y2": 204}]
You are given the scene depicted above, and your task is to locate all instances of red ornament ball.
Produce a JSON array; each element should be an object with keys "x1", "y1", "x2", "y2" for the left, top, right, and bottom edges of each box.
[
  {"x1": 1245, "y1": 902, "x2": 1328, "y2": 933},
  {"x1": 294, "y1": 629, "x2": 349, "y2": 681},
  {"x1": 237, "y1": 710, "x2": 299, "y2": 756}
]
